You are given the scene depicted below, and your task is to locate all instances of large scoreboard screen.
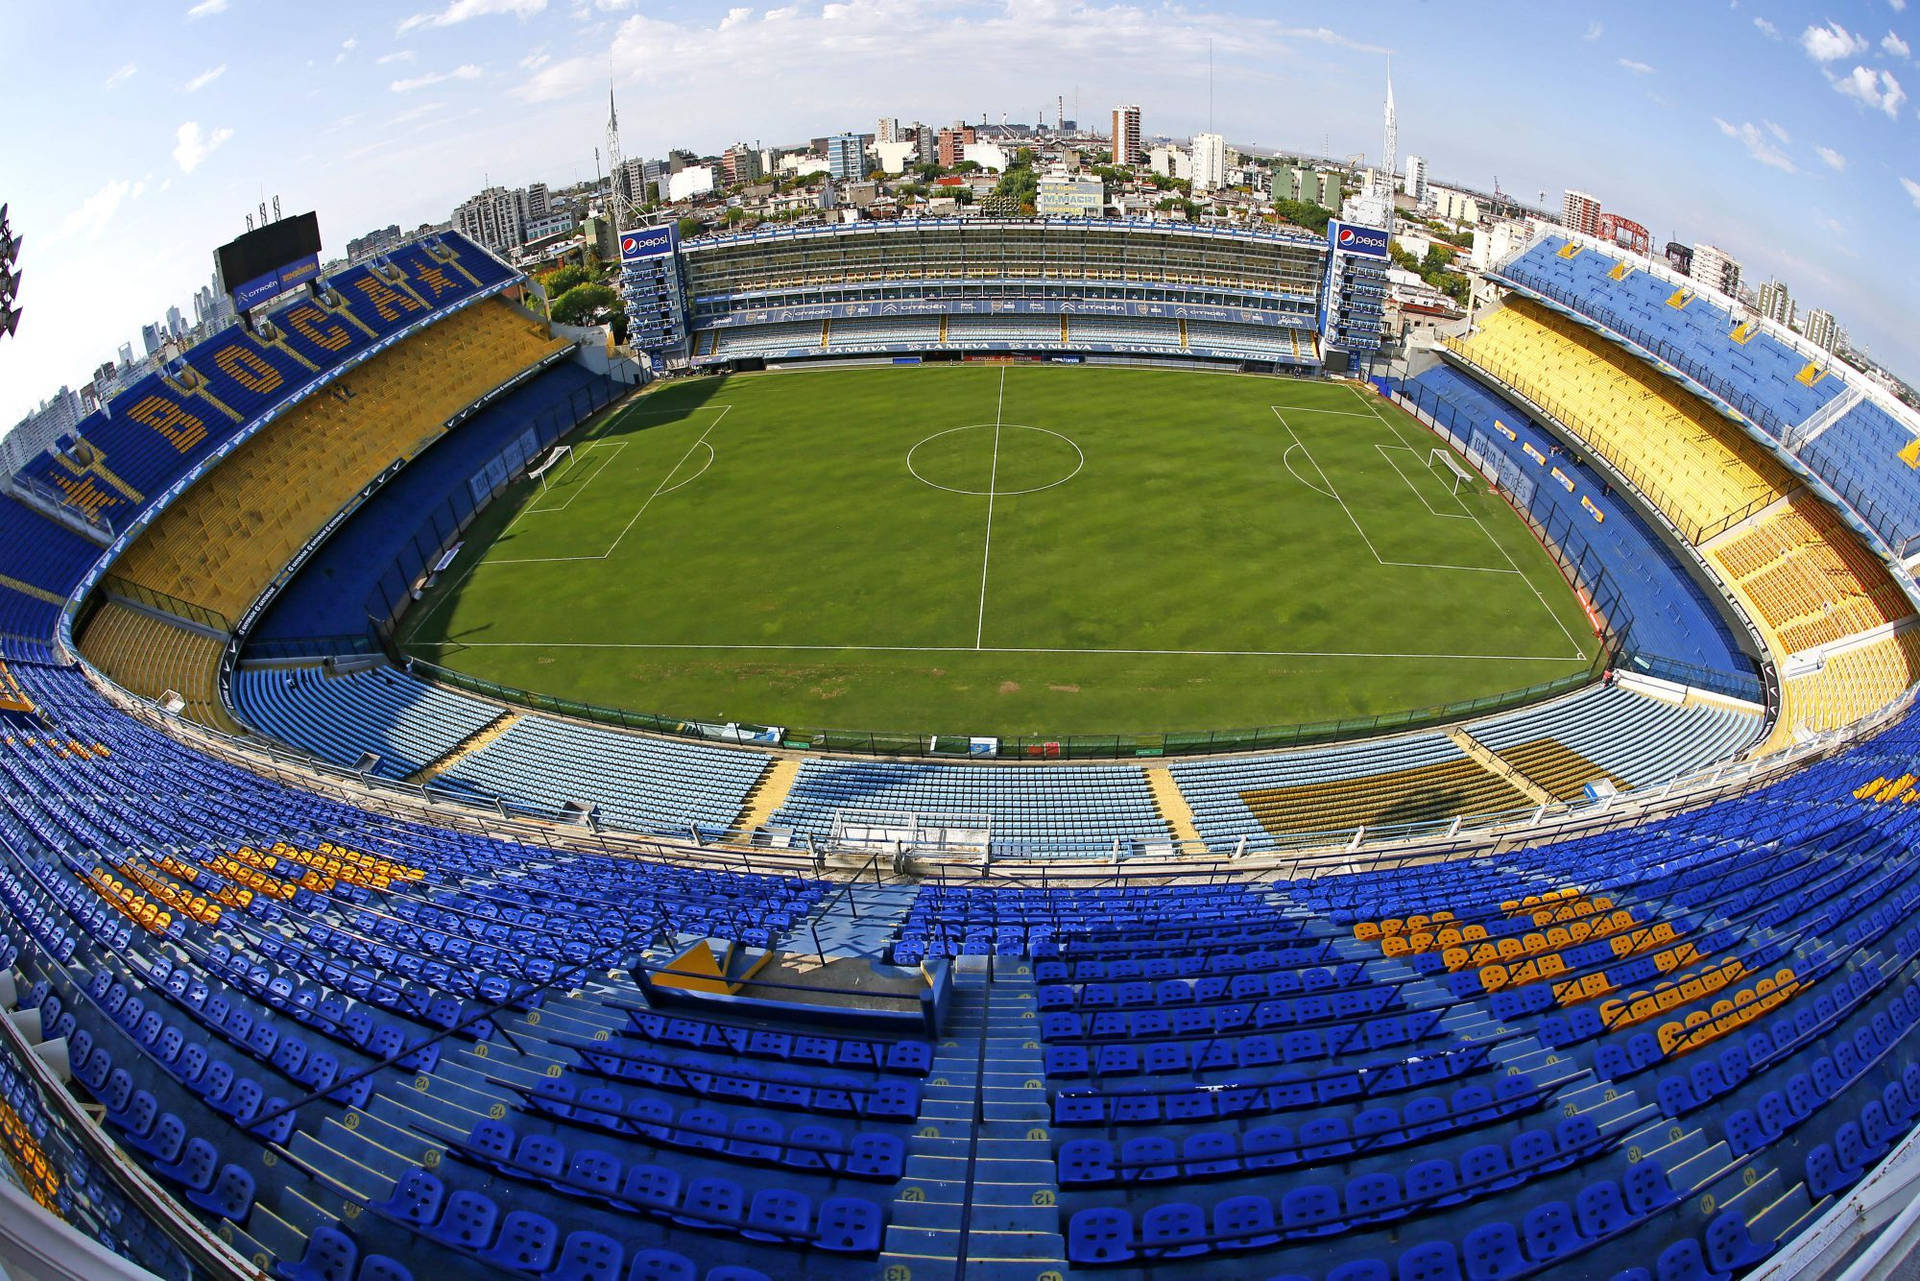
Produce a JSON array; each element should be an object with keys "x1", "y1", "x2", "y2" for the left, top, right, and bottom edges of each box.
[{"x1": 217, "y1": 211, "x2": 323, "y2": 310}]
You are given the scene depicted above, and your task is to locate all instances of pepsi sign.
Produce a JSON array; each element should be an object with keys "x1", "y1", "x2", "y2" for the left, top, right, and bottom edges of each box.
[
  {"x1": 1328, "y1": 220, "x2": 1389, "y2": 259},
  {"x1": 620, "y1": 225, "x2": 677, "y2": 261}
]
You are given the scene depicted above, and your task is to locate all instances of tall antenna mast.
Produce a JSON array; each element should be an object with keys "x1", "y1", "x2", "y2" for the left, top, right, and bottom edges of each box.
[
  {"x1": 1379, "y1": 64, "x2": 1397, "y2": 236},
  {"x1": 605, "y1": 75, "x2": 634, "y2": 232}
]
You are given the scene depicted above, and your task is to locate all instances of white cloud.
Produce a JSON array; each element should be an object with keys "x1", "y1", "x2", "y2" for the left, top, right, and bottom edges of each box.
[
  {"x1": 59, "y1": 178, "x2": 144, "y2": 241},
  {"x1": 336, "y1": 36, "x2": 358, "y2": 64},
  {"x1": 517, "y1": 3, "x2": 1391, "y2": 105},
  {"x1": 183, "y1": 63, "x2": 226, "y2": 92},
  {"x1": 1617, "y1": 57, "x2": 1654, "y2": 74},
  {"x1": 1884, "y1": 30, "x2": 1912, "y2": 57},
  {"x1": 1903, "y1": 176, "x2": 1920, "y2": 211},
  {"x1": 1714, "y1": 116, "x2": 1797, "y2": 171},
  {"x1": 397, "y1": 0, "x2": 544, "y2": 35},
  {"x1": 103, "y1": 62, "x2": 136, "y2": 89},
  {"x1": 518, "y1": 47, "x2": 549, "y2": 70},
  {"x1": 377, "y1": 50, "x2": 416, "y2": 64},
  {"x1": 385, "y1": 101, "x2": 449, "y2": 128},
  {"x1": 1835, "y1": 64, "x2": 1908, "y2": 117},
  {"x1": 389, "y1": 64, "x2": 482, "y2": 92},
  {"x1": 1802, "y1": 20, "x2": 1869, "y2": 61},
  {"x1": 1817, "y1": 145, "x2": 1848, "y2": 170},
  {"x1": 172, "y1": 121, "x2": 234, "y2": 172},
  {"x1": 185, "y1": 0, "x2": 228, "y2": 16},
  {"x1": 1753, "y1": 17, "x2": 1779, "y2": 39},
  {"x1": 1583, "y1": 20, "x2": 1603, "y2": 41},
  {"x1": 1764, "y1": 119, "x2": 1790, "y2": 143},
  {"x1": 1894, "y1": 0, "x2": 1909, "y2": 12}
]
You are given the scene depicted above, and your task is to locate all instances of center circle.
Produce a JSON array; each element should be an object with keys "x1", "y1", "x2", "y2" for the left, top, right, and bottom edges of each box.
[{"x1": 906, "y1": 424, "x2": 1085, "y2": 497}]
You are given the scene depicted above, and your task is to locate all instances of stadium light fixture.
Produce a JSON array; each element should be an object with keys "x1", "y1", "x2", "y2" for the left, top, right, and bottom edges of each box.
[{"x1": 0, "y1": 202, "x2": 16, "y2": 342}]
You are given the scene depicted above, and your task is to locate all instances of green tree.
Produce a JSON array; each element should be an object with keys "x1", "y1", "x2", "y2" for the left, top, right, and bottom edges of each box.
[
  {"x1": 540, "y1": 264, "x2": 595, "y2": 297},
  {"x1": 677, "y1": 215, "x2": 703, "y2": 242},
  {"x1": 549, "y1": 283, "x2": 620, "y2": 327},
  {"x1": 992, "y1": 152, "x2": 1039, "y2": 213},
  {"x1": 1272, "y1": 199, "x2": 1334, "y2": 234}
]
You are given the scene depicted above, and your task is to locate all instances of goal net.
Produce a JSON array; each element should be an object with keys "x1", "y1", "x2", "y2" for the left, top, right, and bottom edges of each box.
[
  {"x1": 1429, "y1": 449, "x2": 1478, "y2": 496},
  {"x1": 527, "y1": 444, "x2": 573, "y2": 489}
]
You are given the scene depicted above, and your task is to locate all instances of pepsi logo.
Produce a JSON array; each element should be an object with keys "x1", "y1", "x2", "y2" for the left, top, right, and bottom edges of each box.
[{"x1": 1338, "y1": 228, "x2": 1356, "y2": 246}]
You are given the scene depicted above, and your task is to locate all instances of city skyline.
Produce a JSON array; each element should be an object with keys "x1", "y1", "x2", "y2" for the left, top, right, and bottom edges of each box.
[{"x1": 2, "y1": 0, "x2": 1917, "y2": 424}]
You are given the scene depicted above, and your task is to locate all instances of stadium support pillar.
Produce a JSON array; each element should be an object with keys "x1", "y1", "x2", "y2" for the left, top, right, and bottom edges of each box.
[
  {"x1": 687, "y1": 821, "x2": 703, "y2": 847},
  {"x1": 1347, "y1": 828, "x2": 1365, "y2": 852},
  {"x1": 806, "y1": 834, "x2": 822, "y2": 872},
  {"x1": 1447, "y1": 817, "x2": 1462, "y2": 838},
  {"x1": 1233, "y1": 835, "x2": 1247, "y2": 859}
]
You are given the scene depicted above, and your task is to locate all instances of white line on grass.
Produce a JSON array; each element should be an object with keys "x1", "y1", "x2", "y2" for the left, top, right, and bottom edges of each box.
[
  {"x1": 974, "y1": 368, "x2": 1005, "y2": 649},
  {"x1": 492, "y1": 405, "x2": 733, "y2": 564},
  {"x1": 1374, "y1": 444, "x2": 1474, "y2": 520},
  {"x1": 1350, "y1": 384, "x2": 1589, "y2": 659},
  {"x1": 1269, "y1": 405, "x2": 1379, "y2": 418},
  {"x1": 398, "y1": 405, "x2": 733, "y2": 644},
  {"x1": 524, "y1": 442, "x2": 627, "y2": 515},
  {"x1": 1270, "y1": 406, "x2": 1519, "y2": 575},
  {"x1": 1282, "y1": 444, "x2": 1336, "y2": 498},
  {"x1": 442, "y1": 640, "x2": 1588, "y2": 661}
]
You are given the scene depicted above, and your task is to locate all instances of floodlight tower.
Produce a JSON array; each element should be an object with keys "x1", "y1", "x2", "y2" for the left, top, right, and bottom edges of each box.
[{"x1": 0, "y1": 204, "x2": 20, "y2": 340}]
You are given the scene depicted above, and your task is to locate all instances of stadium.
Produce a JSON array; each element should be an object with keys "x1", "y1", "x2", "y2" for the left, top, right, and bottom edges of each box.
[{"x1": 6, "y1": 104, "x2": 1920, "y2": 1281}]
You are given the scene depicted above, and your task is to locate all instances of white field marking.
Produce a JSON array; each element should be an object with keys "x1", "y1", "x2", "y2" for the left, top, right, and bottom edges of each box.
[
  {"x1": 906, "y1": 424, "x2": 1084, "y2": 496},
  {"x1": 1374, "y1": 443, "x2": 1474, "y2": 520},
  {"x1": 524, "y1": 441, "x2": 627, "y2": 515},
  {"x1": 1270, "y1": 406, "x2": 1518, "y2": 575},
  {"x1": 1268, "y1": 405, "x2": 1379, "y2": 418},
  {"x1": 587, "y1": 403, "x2": 723, "y2": 442},
  {"x1": 657, "y1": 440, "x2": 715, "y2": 495},
  {"x1": 975, "y1": 367, "x2": 1006, "y2": 649},
  {"x1": 491, "y1": 404, "x2": 733, "y2": 564},
  {"x1": 1282, "y1": 444, "x2": 1336, "y2": 499},
  {"x1": 402, "y1": 407, "x2": 736, "y2": 643},
  {"x1": 441, "y1": 640, "x2": 1590, "y2": 661},
  {"x1": 1351, "y1": 384, "x2": 1589, "y2": 659}
]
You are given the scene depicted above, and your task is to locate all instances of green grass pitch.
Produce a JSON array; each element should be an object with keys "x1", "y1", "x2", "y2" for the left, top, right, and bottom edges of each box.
[{"x1": 400, "y1": 364, "x2": 1602, "y2": 738}]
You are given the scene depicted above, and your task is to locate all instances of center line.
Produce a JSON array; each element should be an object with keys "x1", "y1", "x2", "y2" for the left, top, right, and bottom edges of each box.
[{"x1": 975, "y1": 368, "x2": 1005, "y2": 649}]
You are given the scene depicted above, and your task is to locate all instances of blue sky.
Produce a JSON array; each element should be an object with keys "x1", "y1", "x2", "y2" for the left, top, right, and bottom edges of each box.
[{"x1": 1, "y1": 0, "x2": 1916, "y2": 424}]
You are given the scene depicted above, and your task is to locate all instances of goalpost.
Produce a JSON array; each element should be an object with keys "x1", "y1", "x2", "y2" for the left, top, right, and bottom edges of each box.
[
  {"x1": 527, "y1": 444, "x2": 573, "y2": 491},
  {"x1": 1429, "y1": 449, "x2": 1478, "y2": 497}
]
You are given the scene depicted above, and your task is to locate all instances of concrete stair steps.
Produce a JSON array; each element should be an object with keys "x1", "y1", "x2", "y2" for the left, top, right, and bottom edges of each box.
[
  {"x1": 217, "y1": 1221, "x2": 281, "y2": 1271},
  {"x1": 366, "y1": 1087, "x2": 491, "y2": 1144},
  {"x1": 286, "y1": 1128, "x2": 395, "y2": 1204},
  {"x1": 238, "y1": 1200, "x2": 312, "y2": 1265},
  {"x1": 259, "y1": 1180, "x2": 342, "y2": 1240},
  {"x1": 1734, "y1": 1174, "x2": 1813, "y2": 1246},
  {"x1": 1667, "y1": 1135, "x2": 1737, "y2": 1193},
  {"x1": 505, "y1": 995, "x2": 627, "y2": 1038},
  {"x1": 415, "y1": 1057, "x2": 524, "y2": 1108}
]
